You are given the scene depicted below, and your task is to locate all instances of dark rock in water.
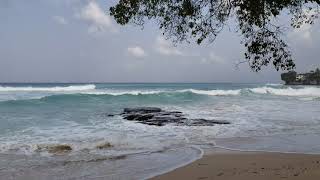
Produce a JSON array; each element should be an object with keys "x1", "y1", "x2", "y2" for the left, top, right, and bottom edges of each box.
[
  {"x1": 107, "y1": 114, "x2": 115, "y2": 117},
  {"x1": 170, "y1": 111, "x2": 183, "y2": 114},
  {"x1": 36, "y1": 144, "x2": 72, "y2": 154},
  {"x1": 119, "y1": 107, "x2": 231, "y2": 127},
  {"x1": 143, "y1": 121, "x2": 165, "y2": 126},
  {"x1": 188, "y1": 119, "x2": 231, "y2": 126},
  {"x1": 123, "y1": 114, "x2": 140, "y2": 120},
  {"x1": 210, "y1": 120, "x2": 231, "y2": 124},
  {"x1": 124, "y1": 107, "x2": 161, "y2": 114},
  {"x1": 96, "y1": 142, "x2": 113, "y2": 149},
  {"x1": 123, "y1": 113, "x2": 154, "y2": 121},
  {"x1": 136, "y1": 114, "x2": 154, "y2": 121}
]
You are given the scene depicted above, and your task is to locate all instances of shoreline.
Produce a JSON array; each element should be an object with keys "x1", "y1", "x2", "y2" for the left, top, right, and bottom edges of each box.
[{"x1": 151, "y1": 148, "x2": 320, "y2": 180}]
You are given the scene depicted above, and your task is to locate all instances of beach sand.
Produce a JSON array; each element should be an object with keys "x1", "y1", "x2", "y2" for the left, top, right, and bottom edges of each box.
[{"x1": 152, "y1": 151, "x2": 320, "y2": 180}]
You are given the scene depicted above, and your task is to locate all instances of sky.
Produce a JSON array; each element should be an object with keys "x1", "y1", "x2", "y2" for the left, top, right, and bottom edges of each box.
[{"x1": 0, "y1": 0, "x2": 319, "y2": 83}]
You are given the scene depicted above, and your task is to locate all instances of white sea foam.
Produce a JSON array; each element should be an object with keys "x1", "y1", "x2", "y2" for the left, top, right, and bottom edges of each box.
[
  {"x1": 82, "y1": 89, "x2": 241, "y2": 96},
  {"x1": 2, "y1": 85, "x2": 319, "y2": 99},
  {"x1": 0, "y1": 84, "x2": 96, "y2": 92},
  {"x1": 180, "y1": 89, "x2": 241, "y2": 96},
  {"x1": 0, "y1": 88, "x2": 241, "y2": 102},
  {"x1": 265, "y1": 83, "x2": 283, "y2": 86},
  {"x1": 250, "y1": 86, "x2": 320, "y2": 97},
  {"x1": 84, "y1": 87, "x2": 319, "y2": 97},
  {"x1": 82, "y1": 90, "x2": 164, "y2": 96}
]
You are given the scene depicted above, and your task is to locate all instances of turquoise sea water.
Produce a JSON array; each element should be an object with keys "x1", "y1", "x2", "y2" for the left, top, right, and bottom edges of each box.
[{"x1": 0, "y1": 83, "x2": 320, "y2": 179}]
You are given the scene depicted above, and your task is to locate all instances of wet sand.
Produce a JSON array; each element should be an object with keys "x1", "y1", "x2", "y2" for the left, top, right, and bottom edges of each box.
[{"x1": 152, "y1": 152, "x2": 320, "y2": 180}]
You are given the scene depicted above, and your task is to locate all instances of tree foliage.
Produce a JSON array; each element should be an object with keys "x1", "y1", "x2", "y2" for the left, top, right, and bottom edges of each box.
[
  {"x1": 281, "y1": 71, "x2": 297, "y2": 84},
  {"x1": 311, "y1": 68, "x2": 320, "y2": 83},
  {"x1": 110, "y1": 0, "x2": 320, "y2": 71}
]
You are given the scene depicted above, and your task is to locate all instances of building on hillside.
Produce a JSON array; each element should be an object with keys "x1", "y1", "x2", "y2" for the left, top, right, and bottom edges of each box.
[{"x1": 281, "y1": 68, "x2": 320, "y2": 85}]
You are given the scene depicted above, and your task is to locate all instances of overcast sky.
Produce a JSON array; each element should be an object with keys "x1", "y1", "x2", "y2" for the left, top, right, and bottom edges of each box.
[{"x1": 0, "y1": 0, "x2": 319, "y2": 83}]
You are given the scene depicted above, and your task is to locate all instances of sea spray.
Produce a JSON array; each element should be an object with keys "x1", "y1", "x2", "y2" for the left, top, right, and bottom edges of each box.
[
  {"x1": 0, "y1": 84, "x2": 96, "y2": 92},
  {"x1": 250, "y1": 86, "x2": 320, "y2": 97}
]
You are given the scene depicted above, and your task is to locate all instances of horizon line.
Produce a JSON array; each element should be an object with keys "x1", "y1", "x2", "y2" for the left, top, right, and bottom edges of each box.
[{"x1": 0, "y1": 81, "x2": 282, "y2": 84}]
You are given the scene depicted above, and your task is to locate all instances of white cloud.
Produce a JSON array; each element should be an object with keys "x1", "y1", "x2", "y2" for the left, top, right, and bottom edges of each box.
[
  {"x1": 127, "y1": 46, "x2": 147, "y2": 58},
  {"x1": 154, "y1": 36, "x2": 184, "y2": 56},
  {"x1": 289, "y1": 23, "x2": 313, "y2": 44},
  {"x1": 288, "y1": 7, "x2": 319, "y2": 45},
  {"x1": 52, "y1": 16, "x2": 68, "y2": 25},
  {"x1": 78, "y1": 0, "x2": 116, "y2": 33},
  {"x1": 201, "y1": 52, "x2": 225, "y2": 64}
]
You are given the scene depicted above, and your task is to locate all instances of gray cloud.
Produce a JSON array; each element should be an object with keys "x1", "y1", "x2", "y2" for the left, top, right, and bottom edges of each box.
[
  {"x1": 53, "y1": 16, "x2": 68, "y2": 25},
  {"x1": 201, "y1": 52, "x2": 225, "y2": 65},
  {"x1": 154, "y1": 36, "x2": 184, "y2": 56},
  {"x1": 127, "y1": 46, "x2": 147, "y2": 58}
]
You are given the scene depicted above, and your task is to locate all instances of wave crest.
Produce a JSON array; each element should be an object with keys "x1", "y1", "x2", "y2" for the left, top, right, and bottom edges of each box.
[
  {"x1": 179, "y1": 89, "x2": 241, "y2": 96},
  {"x1": 250, "y1": 86, "x2": 320, "y2": 97},
  {"x1": 83, "y1": 89, "x2": 241, "y2": 96},
  {"x1": 265, "y1": 83, "x2": 283, "y2": 86},
  {"x1": 0, "y1": 84, "x2": 96, "y2": 92},
  {"x1": 82, "y1": 90, "x2": 164, "y2": 96}
]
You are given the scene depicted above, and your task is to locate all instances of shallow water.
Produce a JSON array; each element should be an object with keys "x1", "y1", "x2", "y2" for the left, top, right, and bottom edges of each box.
[{"x1": 0, "y1": 83, "x2": 319, "y2": 179}]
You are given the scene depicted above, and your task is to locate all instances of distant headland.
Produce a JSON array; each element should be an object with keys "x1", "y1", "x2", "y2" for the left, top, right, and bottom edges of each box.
[{"x1": 281, "y1": 68, "x2": 320, "y2": 85}]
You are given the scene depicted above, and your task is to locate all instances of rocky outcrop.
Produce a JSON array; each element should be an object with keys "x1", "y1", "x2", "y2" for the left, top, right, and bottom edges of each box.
[
  {"x1": 123, "y1": 107, "x2": 162, "y2": 114},
  {"x1": 281, "y1": 68, "x2": 320, "y2": 85},
  {"x1": 96, "y1": 142, "x2": 113, "y2": 149},
  {"x1": 35, "y1": 144, "x2": 72, "y2": 154},
  {"x1": 281, "y1": 71, "x2": 297, "y2": 85},
  {"x1": 118, "y1": 107, "x2": 230, "y2": 126}
]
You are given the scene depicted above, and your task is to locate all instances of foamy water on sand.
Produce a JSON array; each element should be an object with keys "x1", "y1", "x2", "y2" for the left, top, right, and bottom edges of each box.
[{"x1": 0, "y1": 83, "x2": 320, "y2": 179}]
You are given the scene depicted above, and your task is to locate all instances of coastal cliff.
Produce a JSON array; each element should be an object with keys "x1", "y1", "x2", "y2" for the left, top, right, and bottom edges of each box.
[{"x1": 281, "y1": 68, "x2": 320, "y2": 85}]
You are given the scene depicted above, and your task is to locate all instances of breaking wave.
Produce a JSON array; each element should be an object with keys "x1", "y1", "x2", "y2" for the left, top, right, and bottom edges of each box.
[
  {"x1": 83, "y1": 89, "x2": 241, "y2": 96},
  {"x1": 83, "y1": 90, "x2": 165, "y2": 96},
  {"x1": 265, "y1": 83, "x2": 283, "y2": 86},
  {"x1": 179, "y1": 89, "x2": 241, "y2": 96},
  {"x1": 86, "y1": 86, "x2": 320, "y2": 97},
  {"x1": 1, "y1": 84, "x2": 320, "y2": 103},
  {"x1": 250, "y1": 86, "x2": 320, "y2": 97},
  {"x1": 0, "y1": 84, "x2": 96, "y2": 92}
]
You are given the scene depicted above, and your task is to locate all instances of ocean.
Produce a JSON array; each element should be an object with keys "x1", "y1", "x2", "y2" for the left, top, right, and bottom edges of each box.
[{"x1": 0, "y1": 83, "x2": 320, "y2": 179}]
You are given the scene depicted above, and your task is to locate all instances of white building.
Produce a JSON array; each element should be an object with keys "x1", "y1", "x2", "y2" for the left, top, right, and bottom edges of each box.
[{"x1": 296, "y1": 74, "x2": 305, "y2": 81}]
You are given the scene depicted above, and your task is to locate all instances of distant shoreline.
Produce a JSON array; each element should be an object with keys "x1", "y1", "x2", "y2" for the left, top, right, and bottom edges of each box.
[{"x1": 281, "y1": 69, "x2": 320, "y2": 85}]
